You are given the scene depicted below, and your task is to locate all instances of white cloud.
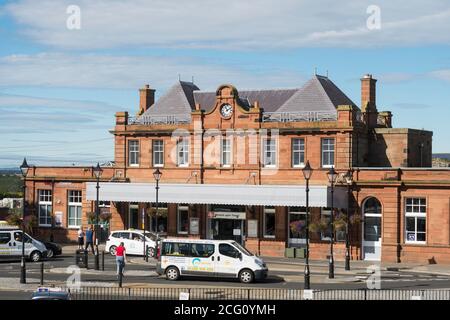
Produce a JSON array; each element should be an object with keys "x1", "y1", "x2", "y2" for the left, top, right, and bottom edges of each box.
[
  {"x1": 3, "y1": 0, "x2": 450, "y2": 50},
  {"x1": 0, "y1": 52, "x2": 305, "y2": 90},
  {"x1": 428, "y1": 69, "x2": 450, "y2": 82}
]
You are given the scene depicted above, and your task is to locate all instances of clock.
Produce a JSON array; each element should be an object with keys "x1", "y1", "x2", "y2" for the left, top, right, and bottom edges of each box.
[{"x1": 220, "y1": 104, "x2": 233, "y2": 118}]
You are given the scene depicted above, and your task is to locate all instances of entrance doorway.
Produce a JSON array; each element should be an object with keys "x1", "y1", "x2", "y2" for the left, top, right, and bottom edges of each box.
[
  {"x1": 362, "y1": 197, "x2": 382, "y2": 261},
  {"x1": 128, "y1": 204, "x2": 139, "y2": 229},
  {"x1": 207, "y1": 205, "x2": 246, "y2": 245},
  {"x1": 210, "y1": 219, "x2": 244, "y2": 244}
]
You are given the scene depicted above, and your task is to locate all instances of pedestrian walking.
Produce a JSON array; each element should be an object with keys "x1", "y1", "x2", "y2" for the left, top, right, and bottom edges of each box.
[
  {"x1": 77, "y1": 226, "x2": 85, "y2": 250},
  {"x1": 84, "y1": 226, "x2": 95, "y2": 254},
  {"x1": 115, "y1": 242, "x2": 127, "y2": 277}
]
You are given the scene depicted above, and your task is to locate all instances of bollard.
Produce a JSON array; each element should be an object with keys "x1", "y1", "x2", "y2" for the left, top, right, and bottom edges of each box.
[
  {"x1": 40, "y1": 262, "x2": 44, "y2": 285},
  {"x1": 118, "y1": 272, "x2": 123, "y2": 288},
  {"x1": 145, "y1": 245, "x2": 149, "y2": 262},
  {"x1": 95, "y1": 247, "x2": 100, "y2": 270},
  {"x1": 102, "y1": 251, "x2": 105, "y2": 271}
]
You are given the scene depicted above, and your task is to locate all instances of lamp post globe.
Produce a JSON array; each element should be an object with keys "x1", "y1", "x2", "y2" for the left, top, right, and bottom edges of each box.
[{"x1": 19, "y1": 158, "x2": 29, "y2": 284}]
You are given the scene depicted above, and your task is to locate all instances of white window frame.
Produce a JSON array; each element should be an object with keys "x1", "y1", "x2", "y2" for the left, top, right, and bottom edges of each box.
[
  {"x1": 128, "y1": 140, "x2": 140, "y2": 167},
  {"x1": 38, "y1": 190, "x2": 52, "y2": 227},
  {"x1": 177, "y1": 205, "x2": 189, "y2": 234},
  {"x1": 405, "y1": 198, "x2": 427, "y2": 244},
  {"x1": 68, "y1": 190, "x2": 82, "y2": 228},
  {"x1": 292, "y1": 138, "x2": 305, "y2": 168},
  {"x1": 221, "y1": 137, "x2": 232, "y2": 168},
  {"x1": 152, "y1": 140, "x2": 164, "y2": 167},
  {"x1": 263, "y1": 207, "x2": 276, "y2": 238},
  {"x1": 177, "y1": 138, "x2": 190, "y2": 167},
  {"x1": 262, "y1": 138, "x2": 277, "y2": 168},
  {"x1": 321, "y1": 138, "x2": 335, "y2": 168}
]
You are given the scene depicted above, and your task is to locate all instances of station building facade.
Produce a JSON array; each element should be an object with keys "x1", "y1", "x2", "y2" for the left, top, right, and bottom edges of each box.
[{"x1": 24, "y1": 74, "x2": 450, "y2": 263}]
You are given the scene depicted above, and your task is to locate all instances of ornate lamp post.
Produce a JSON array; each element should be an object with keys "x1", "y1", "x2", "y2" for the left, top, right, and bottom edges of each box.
[
  {"x1": 302, "y1": 161, "x2": 313, "y2": 290},
  {"x1": 327, "y1": 166, "x2": 338, "y2": 279},
  {"x1": 93, "y1": 163, "x2": 103, "y2": 271},
  {"x1": 19, "y1": 158, "x2": 29, "y2": 284},
  {"x1": 343, "y1": 169, "x2": 353, "y2": 271},
  {"x1": 153, "y1": 168, "x2": 162, "y2": 257}
]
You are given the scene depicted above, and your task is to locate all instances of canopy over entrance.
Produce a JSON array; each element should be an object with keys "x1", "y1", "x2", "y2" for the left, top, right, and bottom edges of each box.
[{"x1": 86, "y1": 182, "x2": 348, "y2": 208}]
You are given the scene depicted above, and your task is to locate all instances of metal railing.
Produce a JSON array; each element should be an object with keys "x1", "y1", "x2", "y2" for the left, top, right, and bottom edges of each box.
[
  {"x1": 67, "y1": 287, "x2": 450, "y2": 300},
  {"x1": 129, "y1": 114, "x2": 191, "y2": 125},
  {"x1": 261, "y1": 111, "x2": 337, "y2": 123}
]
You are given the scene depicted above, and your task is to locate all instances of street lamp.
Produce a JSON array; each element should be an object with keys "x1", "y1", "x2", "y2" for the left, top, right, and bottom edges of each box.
[
  {"x1": 302, "y1": 161, "x2": 313, "y2": 290},
  {"x1": 153, "y1": 168, "x2": 162, "y2": 258},
  {"x1": 343, "y1": 169, "x2": 353, "y2": 271},
  {"x1": 327, "y1": 166, "x2": 338, "y2": 279},
  {"x1": 93, "y1": 163, "x2": 103, "y2": 271},
  {"x1": 19, "y1": 158, "x2": 29, "y2": 284}
]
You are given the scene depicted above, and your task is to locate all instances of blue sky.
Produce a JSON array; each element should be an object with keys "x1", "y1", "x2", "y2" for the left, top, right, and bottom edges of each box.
[{"x1": 0, "y1": 0, "x2": 450, "y2": 167}]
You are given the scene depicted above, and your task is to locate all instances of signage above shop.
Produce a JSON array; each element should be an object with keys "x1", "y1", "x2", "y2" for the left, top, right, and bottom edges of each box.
[{"x1": 209, "y1": 211, "x2": 246, "y2": 220}]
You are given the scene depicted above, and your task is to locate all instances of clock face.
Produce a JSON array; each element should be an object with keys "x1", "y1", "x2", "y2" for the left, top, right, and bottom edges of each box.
[{"x1": 220, "y1": 104, "x2": 233, "y2": 118}]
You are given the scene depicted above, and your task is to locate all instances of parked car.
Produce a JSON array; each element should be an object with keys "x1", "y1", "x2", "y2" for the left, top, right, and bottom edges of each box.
[
  {"x1": 31, "y1": 287, "x2": 71, "y2": 300},
  {"x1": 156, "y1": 239, "x2": 268, "y2": 283},
  {"x1": 105, "y1": 229, "x2": 164, "y2": 258},
  {"x1": 0, "y1": 226, "x2": 47, "y2": 262},
  {"x1": 42, "y1": 241, "x2": 62, "y2": 258}
]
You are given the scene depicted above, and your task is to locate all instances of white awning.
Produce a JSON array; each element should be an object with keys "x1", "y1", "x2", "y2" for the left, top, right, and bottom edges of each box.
[{"x1": 86, "y1": 182, "x2": 348, "y2": 208}]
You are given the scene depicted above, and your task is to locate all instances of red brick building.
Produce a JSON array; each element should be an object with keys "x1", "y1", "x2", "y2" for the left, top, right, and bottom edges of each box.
[{"x1": 24, "y1": 74, "x2": 450, "y2": 263}]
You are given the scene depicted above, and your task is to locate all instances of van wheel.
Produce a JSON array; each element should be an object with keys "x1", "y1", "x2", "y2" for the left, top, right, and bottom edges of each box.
[
  {"x1": 109, "y1": 246, "x2": 117, "y2": 256},
  {"x1": 239, "y1": 269, "x2": 254, "y2": 284},
  {"x1": 166, "y1": 266, "x2": 180, "y2": 281},
  {"x1": 30, "y1": 251, "x2": 42, "y2": 262}
]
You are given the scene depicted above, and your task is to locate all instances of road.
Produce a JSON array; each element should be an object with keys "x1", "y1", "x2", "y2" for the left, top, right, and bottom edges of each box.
[{"x1": 1, "y1": 252, "x2": 450, "y2": 299}]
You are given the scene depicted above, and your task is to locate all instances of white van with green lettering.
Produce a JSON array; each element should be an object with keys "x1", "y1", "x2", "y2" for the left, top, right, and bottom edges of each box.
[{"x1": 156, "y1": 239, "x2": 268, "y2": 283}]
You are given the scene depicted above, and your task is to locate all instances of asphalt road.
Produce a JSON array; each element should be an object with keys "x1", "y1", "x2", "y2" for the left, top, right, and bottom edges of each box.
[{"x1": 1, "y1": 252, "x2": 450, "y2": 300}]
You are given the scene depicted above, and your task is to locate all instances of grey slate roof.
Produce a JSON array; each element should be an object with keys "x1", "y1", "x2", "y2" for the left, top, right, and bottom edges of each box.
[
  {"x1": 276, "y1": 75, "x2": 356, "y2": 113},
  {"x1": 138, "y1": 75, "x2": 357, "y2": 122},
  {"x1": 142, "y1": 81, "x2": 199, "y2": 118}
]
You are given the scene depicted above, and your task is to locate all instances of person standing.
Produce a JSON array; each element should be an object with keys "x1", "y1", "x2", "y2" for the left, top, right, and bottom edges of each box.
[
  {"x1": 115, "y1": 242, "x2": 127, "y2": 277},
  {"x1": 77, "y1": 226, "x2": 85, "y2": 250},
  {"x1": 84, "y1": 226, "x2": 95, "y2": 254}
]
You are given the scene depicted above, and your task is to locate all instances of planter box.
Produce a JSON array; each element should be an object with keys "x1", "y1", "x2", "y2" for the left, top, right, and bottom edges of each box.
[
  {"x1": 295, "y1": 248, "x2": 306, "y2": 259},
  {"x1": 285, "y1": 248, "x2": 295, "y2": 258}
]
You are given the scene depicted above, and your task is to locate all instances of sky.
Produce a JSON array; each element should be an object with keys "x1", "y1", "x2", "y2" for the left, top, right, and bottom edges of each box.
[{"x1": 0, "y1": 0, "x2": 450, "y2": 167}]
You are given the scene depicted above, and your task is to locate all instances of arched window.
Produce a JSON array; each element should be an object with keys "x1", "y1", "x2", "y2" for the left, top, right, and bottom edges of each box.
[
  {"x1": 363, "y1": 197, "x2": 382, "y2": 242},
  {"x1": 363, "y1": 197, "x2": 382, "y2": 215}
]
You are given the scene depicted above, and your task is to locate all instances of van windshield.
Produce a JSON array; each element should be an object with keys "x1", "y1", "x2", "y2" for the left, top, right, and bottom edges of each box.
[{"x1": 231, "y1": 241, "x2": 254, "y2": 256}]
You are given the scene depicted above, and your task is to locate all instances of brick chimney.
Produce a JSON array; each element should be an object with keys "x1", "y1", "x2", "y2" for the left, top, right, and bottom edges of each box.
[
  {"x1": 138, "y1": 84, "x2": 155, "y2": 115},
  {"x1": 361, "y1": 74, "x2": 377, "y2": 112}
]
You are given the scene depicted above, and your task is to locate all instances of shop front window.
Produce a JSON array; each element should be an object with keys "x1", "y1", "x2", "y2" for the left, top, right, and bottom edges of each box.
[
  {"x1": 263, "y1": 207, "x2": 276, "y2": 238},
  {"x1": 177, "y1": 205, "x2": 189, "y2": 234},
  {"x1": 288, "y1": 207, "x2": 307, "y2": 245}
]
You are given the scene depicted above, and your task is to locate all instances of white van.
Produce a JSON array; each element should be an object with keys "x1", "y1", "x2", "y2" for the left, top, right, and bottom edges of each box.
[
  {"x1": 156, "y1": 239, "x2": 268, "y2": 283},
  {"x1": 0, "y1": 227, "x2": 48, "y2": 262}
]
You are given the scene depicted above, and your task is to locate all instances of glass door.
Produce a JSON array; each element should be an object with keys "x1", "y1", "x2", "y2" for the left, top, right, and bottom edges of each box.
[{"x1": 362, "y1": 198, "x2": 382, "y2": 261}]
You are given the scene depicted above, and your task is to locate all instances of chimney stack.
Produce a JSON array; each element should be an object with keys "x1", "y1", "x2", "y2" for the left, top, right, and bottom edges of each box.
[
  {"x1": 361, "y1": 74, "x2": 377, "y2": 112},
  {"x1": 138, "y1": 84, "x2": 155, "y2": 115}
]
